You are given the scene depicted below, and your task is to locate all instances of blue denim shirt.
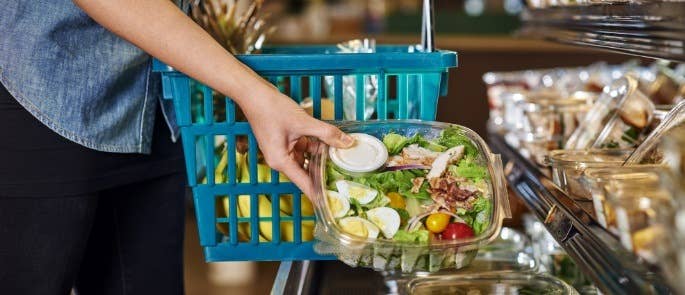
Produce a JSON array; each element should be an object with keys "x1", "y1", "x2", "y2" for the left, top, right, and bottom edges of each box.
[{"x1": 0, "y1": 0, "x2": 178, "y2": 154}]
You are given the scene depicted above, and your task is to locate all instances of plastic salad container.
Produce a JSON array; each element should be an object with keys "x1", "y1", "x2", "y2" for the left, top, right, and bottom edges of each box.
[
  {"x1": 605, "y1": 179, "x2": 675, "y2": 264},
  {"x1": 383, "y1": 227, "x2": 537, "y2": 286},
  {"x1": 566, "y1": 75, "x2": 656, "y2": 150},
  {"x1": 661, "y1": 125, "x2": 685, "y2": 178},
  {"x1": 624, "y1": 100, "x2": 685, "y2": 165},
  {"x1": 482, "y1": 70, "x2": 534, "y2": 129},
  {"x1": 517, "y1": 91, "x2": 595, "y2": 165},
  {"x1": 582, "y1": 166, "x2": 669, "y2": 233},
  {"x1": 546, "y1": 149, "x2": 633, "y2": 200},
  {"x1": 308, "y1": 120, "x2": 511, "y2": 273},
  {"x1": 466, "y1": 227, "x2": 537, "y2": 273},
  {"x1": 405, "y1": 273, "x2": 578, "y2": 295}
]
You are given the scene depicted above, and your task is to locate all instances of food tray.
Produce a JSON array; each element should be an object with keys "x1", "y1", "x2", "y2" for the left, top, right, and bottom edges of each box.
[{"x1": 308, "y1": 120, "x2": 510, "y2": 272}]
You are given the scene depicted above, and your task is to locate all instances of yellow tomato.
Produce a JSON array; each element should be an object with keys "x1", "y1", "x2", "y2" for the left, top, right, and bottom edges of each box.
[
  {"x1": 387, "y1": 192, "x2": 406, "y2": 209},
  {"x1": 425, "y1": 213, "x2": 451, "y2": 233}
]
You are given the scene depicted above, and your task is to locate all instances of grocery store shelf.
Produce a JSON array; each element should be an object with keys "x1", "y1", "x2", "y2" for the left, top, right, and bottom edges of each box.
[
  {"x1": 271, "y1": 34, "x2": 593, "y2": 53},
  {"x1": 487, "y1": 130, "x2": 673, "y2": 295},
  {"x1": 518, "y1": 2, "x2": 685, "y2": 62}
]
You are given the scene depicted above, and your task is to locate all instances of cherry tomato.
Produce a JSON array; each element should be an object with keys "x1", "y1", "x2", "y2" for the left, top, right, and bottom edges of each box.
[
  {"x1": 387, "y1": 192, "x2": 406, "y2": 209},
  {"x1": 440, "y1": 222, "x2": 475, "y2": 240},
  {"x1": 425, "y1": 213, "x2": 450, "y2": 233}
]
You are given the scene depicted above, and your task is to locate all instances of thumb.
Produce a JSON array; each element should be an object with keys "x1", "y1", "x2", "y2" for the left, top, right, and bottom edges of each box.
[{"x1": 307, "y1": 120, "x2": 354, "y2": 149}]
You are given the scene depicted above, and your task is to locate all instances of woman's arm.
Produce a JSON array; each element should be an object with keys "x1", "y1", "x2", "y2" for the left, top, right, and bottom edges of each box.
[{"x1": 71, "y1": 0, "x2": 353, "y2": 196}]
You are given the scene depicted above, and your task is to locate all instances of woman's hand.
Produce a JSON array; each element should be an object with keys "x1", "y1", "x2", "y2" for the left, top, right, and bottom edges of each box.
[{"x1": 242, "y1": 87, "x2": 353, "y2": 197}]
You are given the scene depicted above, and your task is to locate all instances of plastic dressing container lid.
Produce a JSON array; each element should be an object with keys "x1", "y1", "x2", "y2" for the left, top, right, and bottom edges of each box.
[{"x1": 329, "y1": 133, "x2": 388, "y2": 173}]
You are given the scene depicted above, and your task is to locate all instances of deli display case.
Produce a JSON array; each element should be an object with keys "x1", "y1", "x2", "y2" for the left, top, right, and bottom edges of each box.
[{"x1": 265, "y1": 1, "x2": 684, "y2": 294}]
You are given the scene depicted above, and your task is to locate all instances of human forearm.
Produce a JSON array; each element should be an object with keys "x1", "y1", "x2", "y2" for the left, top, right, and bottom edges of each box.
[
  {"x1": 71, "y1": 0, "x2": 354, "y2": 195},
  {"x1": 71, "y1": 0, "x2": 273, "y2": 111}
]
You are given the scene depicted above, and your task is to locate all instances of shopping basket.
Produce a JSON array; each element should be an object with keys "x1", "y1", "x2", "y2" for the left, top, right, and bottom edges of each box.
[{"x1": 153, "y1": 45, "x2": 458, "y2": 261}]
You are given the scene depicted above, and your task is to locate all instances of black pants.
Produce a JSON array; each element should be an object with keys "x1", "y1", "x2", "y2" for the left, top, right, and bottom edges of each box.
[
  {"x1": 0, "y1": 83, "x2": 186, "y2": 294},
  {"x1": 0, "y1": 174, "x2": 186, "y2": 295}
]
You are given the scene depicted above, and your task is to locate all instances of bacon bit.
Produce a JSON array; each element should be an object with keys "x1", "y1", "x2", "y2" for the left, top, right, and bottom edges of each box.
[
  {"x1": 428, "y1": 176, "x2": 477, "y2": 211},
  {"x1": 411, "y1": 177, "x2": 425, "y2": 194}
]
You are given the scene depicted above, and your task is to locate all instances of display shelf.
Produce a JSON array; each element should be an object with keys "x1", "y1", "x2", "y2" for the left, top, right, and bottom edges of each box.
[
  {"x1": 487, "y1": 130, "x2": 673, "y2": 294},
  {"x1": 518, "y1": 2, "x2": 685, "y2": 62}
]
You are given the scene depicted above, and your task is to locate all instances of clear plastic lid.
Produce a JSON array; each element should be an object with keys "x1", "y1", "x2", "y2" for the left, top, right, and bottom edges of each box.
[
  {"x1": 308, "y1": 120, "x2": 511, "y2": 273},
  {"x1": 625, "y1": 100, "x2": 685, "y2": 164},
  {"x1": 583, "y1": 165, "x2": 668, "y2": 186},
  {"x1": 329, "y1": 133, "x2": 388, "y2": 173},
  {"x1": 546, "y1": 149, "x2": 633, "y2": 169},
  {"x1": 518, "y1": 91, "x2": 595, "y2": 112},
  {"x1": 566, "y1": 75, "x2": 656, "y2": 150},
  {"x1": 406, "y1": 273, "x2": 578, "y2": 295}
]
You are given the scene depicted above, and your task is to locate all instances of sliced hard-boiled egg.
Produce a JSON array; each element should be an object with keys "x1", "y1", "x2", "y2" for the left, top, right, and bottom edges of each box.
[
  {"x1": 366, "y1": 207, "x2": 401, "y2": 239},
  {"x1": 339, "y1": 217, "x2": 380, "y2": 239},
  {"x1": 327, "y1": 190, "x2": 350, "y2": 218},
  {"x1": 335, "y1": 180, "x2": 378, "y2": 205}
]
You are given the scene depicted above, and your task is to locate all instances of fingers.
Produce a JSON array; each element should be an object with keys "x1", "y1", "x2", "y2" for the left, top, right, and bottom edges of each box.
[
  {"x1": 282, "y1": 161, "x2": 314, "y2": 198},
  {"x1": 304, "y1": 120, "x2": 354, "y2": 149},
  {"x1": 266, "y1": 155, "x2": 314, "y2": 197}
]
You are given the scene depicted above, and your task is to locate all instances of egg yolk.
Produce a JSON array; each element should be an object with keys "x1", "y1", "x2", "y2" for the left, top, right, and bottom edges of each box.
[
  {"x1": 349, "y1": 186, "x2": 368, "y2": 201},
  {"x1": 328, "y1": 196, "x2": 343, "y2": 216},
  {"x1": 341, "y1": 219, "x2": 368, "y2": 238},
  {"x1": 369, "y1": 215, "x2": 385, "y2": 230}
]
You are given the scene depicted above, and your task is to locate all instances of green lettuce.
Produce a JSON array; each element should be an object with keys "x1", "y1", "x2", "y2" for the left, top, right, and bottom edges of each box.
[
  {"x1": 363, "y1": 193, "x2": 390, "y2": 209},
  {"x1": 352, "y1": 169, "x2": 430, "y2": 200},
  {"x1": 349, "y1": 198, "x2": 365, "y2": 218},
  {"x1": 393, "y1": 229, "x2": 430, "y2": 244},
  {"x1": 409, "y1": 134, "x2": 447, "y2": 152},
  {"x1": 325, "y1": 161, "x2": 352, "y2": 190},
  {"x1": 394, "y1": 208, "x2": 411, "y2": 227},
  {"x1": 448, "y1": 156, "x2": 489, "y2": 182},
  {"x1": 457, "y1": 197, "x2": 492, "y2": 235},
  {"x1": 382, "y1": 133, "x2": 446, "y2": 155},
  {"x1": 383, "y1": 133, "x2": 410, "y2": 155},
  {"x1": 437, "y1": 126, "x2": 478, "y2": 158}
]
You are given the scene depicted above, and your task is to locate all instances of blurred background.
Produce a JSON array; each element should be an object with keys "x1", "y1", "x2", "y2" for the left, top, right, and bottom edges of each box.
[{"x1": 182, "y1": 0, "x2": 636, "y2": 294}]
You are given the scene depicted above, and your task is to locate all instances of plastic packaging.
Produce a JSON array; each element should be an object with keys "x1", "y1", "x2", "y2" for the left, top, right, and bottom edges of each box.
[
  {"x1": 639, "y1": 64, "x2": 685, "y2": 105},
  {"x1": 323, "y1": 39, "x2": 378, "y2": 120},
  {"x1": 482, "y1": 70, "x2": 536, "y2": 129},
  {"x1": 516, "y1": 91, "x2": 595, "y2": 165},
  {"x1": 566, "y1": 75, "x2": 656, "y2": 150},
  {"x1": 329, "y1": 133, "x2": 388, "y2": 173},
  {"x1": 546, "y1": 149, "x2": 633, "y2": 200},
  {"x1": 624, "y1": 100, "x2": 685, "y2": 165},
  {"x1": 383, "y1": 227, "x2": 536, "y2": 285},
  {"x1": 582, "y1": 166, "x2": 669, "y2": 233},
  {"x1": 308, "y1": 120, "x2": 511, "y2": 272},
  {"x1": 405, "y1": 273, "x2": 578, "y2": 295},
  {"x1": 661, "y1": 125, "x2": 685, "y2": 178},
  {"x1": 605, "y1": 180, "x2": 674, "y2": 264}
]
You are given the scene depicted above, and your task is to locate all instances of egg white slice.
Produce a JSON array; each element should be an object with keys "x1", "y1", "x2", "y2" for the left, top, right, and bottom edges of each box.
[
  {"x1": 335, "y1": 180, "x2": 378, "y2": 205},
  {"x1": 366, "y1": 207, "x2": 401, "y2": 239},
  {"x1": 339, "y1": 217, "x2": 380, "y2": 239},
  {"x1": 326, "y1": 190, "x2": 350, "y2": 218}
]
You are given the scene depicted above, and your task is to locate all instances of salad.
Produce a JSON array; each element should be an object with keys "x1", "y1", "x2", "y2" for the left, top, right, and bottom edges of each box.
[{"x1": 324, "y1": 126, "x2": 493, "y2": 244}]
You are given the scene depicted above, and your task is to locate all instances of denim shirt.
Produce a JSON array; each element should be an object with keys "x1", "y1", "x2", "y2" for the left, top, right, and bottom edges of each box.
[{"x1": 0, "y1": 0, "x2": 178, "y2": 154}]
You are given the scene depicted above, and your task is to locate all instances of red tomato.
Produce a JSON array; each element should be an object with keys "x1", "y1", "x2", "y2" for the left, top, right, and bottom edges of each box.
[{"x1": 440, "y1": 223, "x2": 475, "y2": 240}]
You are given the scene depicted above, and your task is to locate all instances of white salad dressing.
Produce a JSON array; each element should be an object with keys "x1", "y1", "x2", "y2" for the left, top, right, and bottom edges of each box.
[{"x1": 329, "y1": 133, "x2": 388, "y2": 173}]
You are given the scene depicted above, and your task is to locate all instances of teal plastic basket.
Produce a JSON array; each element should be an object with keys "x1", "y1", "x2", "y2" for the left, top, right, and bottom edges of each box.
[{"x1": 153, "y1": 45, "x2": 458, "y2": 261}]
